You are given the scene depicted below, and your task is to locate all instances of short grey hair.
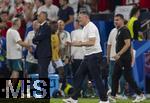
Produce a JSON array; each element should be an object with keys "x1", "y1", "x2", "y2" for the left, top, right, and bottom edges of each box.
[
  {"x1": 39, "y1": 11, "x2": 48, "y2": 19},
  {"x1": 12, "y1": 17, "x2": 20, "y2": 25}
]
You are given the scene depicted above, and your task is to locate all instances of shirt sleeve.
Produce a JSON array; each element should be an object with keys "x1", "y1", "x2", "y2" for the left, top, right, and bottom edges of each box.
[
  {"x1": 122, "y1": 28, "x2": 131, "y2": 40},
  {"x1": 88, "y1": 25, "x2": 96, "y2": 38}
]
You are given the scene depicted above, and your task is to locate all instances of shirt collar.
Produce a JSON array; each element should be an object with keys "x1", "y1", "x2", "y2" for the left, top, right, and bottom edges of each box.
[{"x1": 40, "y1": 21, "x2": 47, "y2": 26}]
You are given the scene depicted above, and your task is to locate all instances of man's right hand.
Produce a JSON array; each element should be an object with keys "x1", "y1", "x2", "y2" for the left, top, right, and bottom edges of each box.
[{"x1": 28, "y1": 46, "x2": 33, "y2": 53}]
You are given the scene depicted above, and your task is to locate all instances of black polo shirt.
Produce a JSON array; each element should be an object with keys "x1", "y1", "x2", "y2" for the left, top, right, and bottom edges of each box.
[{"x1": 116, "y1": 26, "x2": 131, "y2": 59}]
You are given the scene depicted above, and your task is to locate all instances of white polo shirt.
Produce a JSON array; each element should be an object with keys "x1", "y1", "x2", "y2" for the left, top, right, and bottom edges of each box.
[
  {"x1": 59, "y1": 30, "x2": 71, "y2": 49},
  {"x1": 25, "y1": 31, "x2": 38, "y2": 64},
  {"x1": 107, "y1": 28, "x2": 118, "y2": 60},
  {"x1": 6, "y1": 28, "x2": 22, "y2": 59},
  {"x1": 82, "y1": 21, "x2": 102, "y2": 56},
  {"x1": 71, "y1": 29, "x2": 85, "y2": 59}
]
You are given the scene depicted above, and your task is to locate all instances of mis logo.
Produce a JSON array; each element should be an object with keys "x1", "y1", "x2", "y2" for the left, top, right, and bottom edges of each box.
[{"x1": 5, "y1": 78, "x2": 50, "y2": 99}]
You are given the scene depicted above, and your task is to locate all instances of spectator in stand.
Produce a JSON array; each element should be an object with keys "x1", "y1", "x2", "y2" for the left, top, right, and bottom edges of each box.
[
  {"x1": 15, "y1": 0, "x2": 26, "y2": 40},
  {"x1": 58, "y1": 0, "x2": 74, "y2": 25},
  {"x1": 68, "y1": 0, "x2": 79, "y2": 13},
  {"x1": 0, "y1": 11, "x2": 12, "y2": 38},
  {"x1": 140, "y1": 0, "x2": 150, "y2": 9},
  {"x1": 0, "y1": 0, "x2": 15, "y2": 18},
  {"x1": 127, "y1": 6, "x2": 143, "y2": 41},
  {"x1": 24, "y1": 0, "x2": 34, "y2": 37},
  {"x1": 98, "y1": 0, "x2": 111, "y2": 13},
  {"x1": 77, "y1": 0, "x2": 91, "y2": 14},
  {"x1": 0, "y1": 26, "x2": 8, "y2": 78},
  {"x1": 38, "y1": 0, "x2": 59, "y2": 22},
  {"x1": 14, "y1": 0, "x2": 24, "y2": 18},
  {"x1": 33, "y1": 0, "x2": 45, "y2": 20},
  {"x1": 86, "y1": 0, "x2": 98, "y2": 13},
  {"x1": 53, "y1": 0, "x2": 60, "y2": 7},
  {"x1": 24, "y1": 0, "x2": 34, "y2": 20},
  {"x1": 17, "y1": 19, "x2": 26, "y2": 41}
]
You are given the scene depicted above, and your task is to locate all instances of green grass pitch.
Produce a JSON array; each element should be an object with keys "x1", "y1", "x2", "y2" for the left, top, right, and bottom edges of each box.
[
  {"x1": 51, "y1": 98, "x2": 150, "y2": 103},
  {"x1": 0, "y1": 98, "x2": 149, "y2": 103}
]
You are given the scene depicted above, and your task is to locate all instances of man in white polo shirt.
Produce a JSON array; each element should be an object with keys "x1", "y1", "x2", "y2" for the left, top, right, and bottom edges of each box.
[{"x1": 63, "y1": 10, "x2": 109, "y2": 103}]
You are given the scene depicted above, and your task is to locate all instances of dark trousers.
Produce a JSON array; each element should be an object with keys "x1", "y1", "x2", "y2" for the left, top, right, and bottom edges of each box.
[
  {"x1": 71, "y1": 53, "x2": 107, "y2": 101},
  {"x1": 71, "y1": 59, "x2": 82, "y2": 79},
  {"x1": 38, "y1": 58, "x2": 50, "y2": 78},
  {"x1": 72, "y1": 59, "x2": 88, "y2": 96},
  {"x1": 111, "y1": 58, "x2": 142, "y2": 96}
]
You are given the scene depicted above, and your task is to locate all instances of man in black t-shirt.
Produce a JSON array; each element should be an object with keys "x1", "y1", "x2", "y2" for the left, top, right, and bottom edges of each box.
[
  {"x1": 109, "y1": 14, "x2": 146, "y2": 103},
  {"x1": 58, "y1": 0, "x2": 74, "y2": 25},
  {"x1": 116, "y1": 26, "x2": 131, "y2": 61}
]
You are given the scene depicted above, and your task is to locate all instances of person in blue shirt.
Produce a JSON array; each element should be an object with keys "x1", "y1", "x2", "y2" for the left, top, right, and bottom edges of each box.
[{"x1": 0, "y1": 27, "x2": 7, "y2": 78}]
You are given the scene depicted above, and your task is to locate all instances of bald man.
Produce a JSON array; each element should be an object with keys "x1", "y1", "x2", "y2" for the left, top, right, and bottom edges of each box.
[{"x1": 57, "y1": 20, "x2": 71, "y2": 62}]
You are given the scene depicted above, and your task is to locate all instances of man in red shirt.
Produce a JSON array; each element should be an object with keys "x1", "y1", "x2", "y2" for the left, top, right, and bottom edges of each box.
[{"x1": 0, "y1": 11, "x2": 12, "y2": 37}]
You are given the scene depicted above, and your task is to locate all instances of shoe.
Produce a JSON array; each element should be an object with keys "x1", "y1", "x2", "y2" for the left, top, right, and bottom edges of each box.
[
  {"x1": 99, "y1": 100, "x2": 110, "y2": 103},
  {"x1": 63, "y1": 97, "x2": 78, "y2": 103},
  {"x1": 107, "y1": 89, "x2": 111, "y2": 96},
  {"x1": 132, "y1": 94, "x2": 146, "y2": 103},
  {"x1": 60, "y1": 90, "x2": 65, "y2": 97},
  {"x1": 131, "y1": 94, "x2": 137, "y2": 98},
  {"x1": 108, "y1": 96, "x2": 116, "y2": 103},
  {"x1": 116, "y1": 94, "x2": 128, "y2": 100}
]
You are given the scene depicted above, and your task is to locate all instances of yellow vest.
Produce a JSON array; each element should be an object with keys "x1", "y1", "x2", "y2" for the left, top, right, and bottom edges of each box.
[
  {"x1": 127, "y1": 17, "x2": 142, "y2": 41},
  {"x1": 51, "y1": 33, "x2": 60, "y2": 61}
]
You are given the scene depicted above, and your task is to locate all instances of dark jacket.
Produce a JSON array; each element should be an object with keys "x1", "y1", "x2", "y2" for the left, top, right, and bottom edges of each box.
[{"x1": 33, "y1": 22, "x2": 51, "y2": 59}]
